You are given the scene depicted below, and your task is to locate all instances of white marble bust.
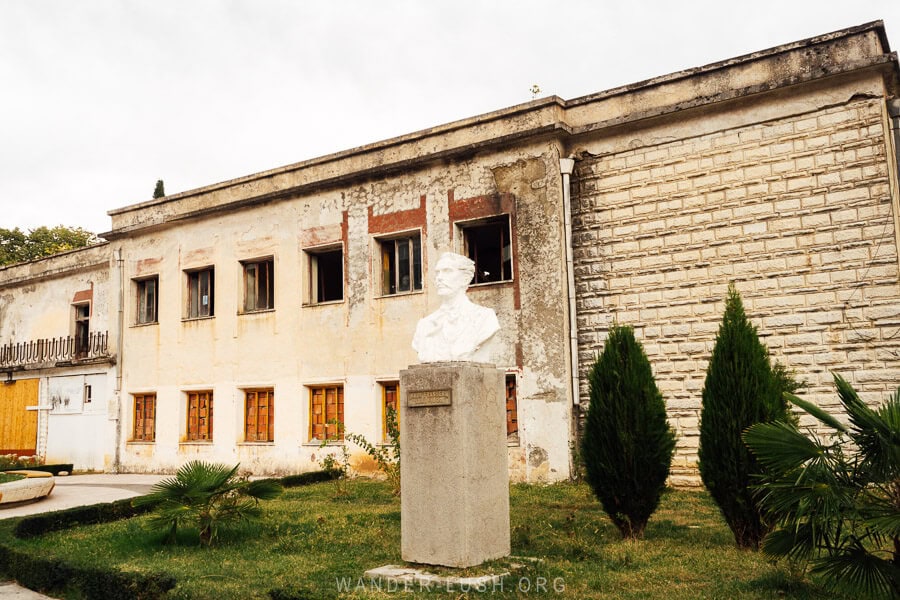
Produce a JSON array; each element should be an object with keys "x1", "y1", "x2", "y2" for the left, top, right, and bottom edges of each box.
[{"x1": 412, "y1": 252, "x2": 500, "y2": 363}]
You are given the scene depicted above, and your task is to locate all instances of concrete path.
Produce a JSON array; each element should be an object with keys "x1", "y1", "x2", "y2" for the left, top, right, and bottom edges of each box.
[{"x1": 0, "y1": 473, "x2": 167, "y2": 598}]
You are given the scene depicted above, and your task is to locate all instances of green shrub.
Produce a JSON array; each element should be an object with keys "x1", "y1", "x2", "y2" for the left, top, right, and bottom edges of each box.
[
  {"x1": 0, "y1": 544, "x2": 174, "y2": 599},
  {"x1": 0, "y1": 454, "x2": 43, "y2": 470},
  {"x1": 699, "y1": 283, "x2": 789, "y2": 549},
  {"x1": 346, "y1": 404, "x2": 401, "y2": 496},
  {"x1": 277, "y1": 470, "x2": 336, "y2": 488},
  {"x1": 744, "y1": 375, "x2": 900, "y2": 598},
  {"x1": 14, "y1": 497, "x2": 156, "y2": 539},
  {"x1": 581, "y1": 324, "x2": 675, "y2": 538}
]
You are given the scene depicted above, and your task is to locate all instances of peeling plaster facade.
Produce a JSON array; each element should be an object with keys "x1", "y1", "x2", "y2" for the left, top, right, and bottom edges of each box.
[{"x1": 1, "y1": 22, "x2": 899, "y2": 484}]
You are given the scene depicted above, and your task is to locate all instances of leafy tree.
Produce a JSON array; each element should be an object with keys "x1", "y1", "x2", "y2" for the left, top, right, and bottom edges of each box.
[
  {"x1": 698, "y1": 283, "x2": 789, "y2": 548},
  {"x1": 133, "y1": 461, "x2": 282, "y2": 546},
  {"x1": 153, "y1": 179, "x2": 165, "y2": 199},
  {"x1": 744, "y1": 375, "x2": 900, "y2": 598},
  {"x1": 581, "y1": 324, "x2": 675, "y2": 539},
  {"x1": 0, "y1": 225, "x2": 98, "y2": 266}
]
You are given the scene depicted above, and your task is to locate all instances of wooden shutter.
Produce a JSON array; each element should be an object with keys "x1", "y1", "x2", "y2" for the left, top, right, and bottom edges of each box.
[{"x1": 505, "y1": 376, "x2": 518, "y2": 436}]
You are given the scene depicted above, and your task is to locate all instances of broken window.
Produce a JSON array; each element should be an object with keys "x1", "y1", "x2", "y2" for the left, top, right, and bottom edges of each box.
[
  {"x1": 186, "y1": 391, "x2": 213, "y2": 442},
  {"x1": 135, "y1": 276, "x2": 159, "y2": 324},
  {"x1": 245, "y1": 389, "x2": 274, "y2": 442},
  {"x1": 461, "y1": 216, "x2": 512, "y2": 284},
  {"x1": 132, "y1": 393, "x2": 156, "y2": 441},
  {"x1": 379, "y1": 234, "x2": 422, "y2": 295},
  {"x1": 74, "y1": 303, "x2": 90, "y2": 356},
  {"x1": 309, "y1": 385, "x2": 344, "y2": 441},
  {"x1": 306, "y1": 247, "x2": 343, "y2": 304},
  {"x1": 186, "y1": 267, "x2": 214, "y2": 319},
  {"x1": 381, "y1": 381, "x2": 400, "y2": 442},
  {"x1": 242, "y1": 258, "x2": 274, "y2": 312},
  {"x1": 506, "y1": 374, "x2": 518, "y2": 439}
]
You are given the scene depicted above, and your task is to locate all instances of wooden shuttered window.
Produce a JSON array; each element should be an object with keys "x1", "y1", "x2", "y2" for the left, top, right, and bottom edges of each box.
[
  {"x1": 245, "y1": 389, "x2": 274, "y2": 442},
  {"x1": 133, "y1": 394, "x2": 156, "y2": 441},
  {"x1": 310, "y1": 385, "x2": 344, "y2": 441},
  {"x1": 506, "y1": 375, "x2": 518, "y2": 437},
  {"x1": 382, "y1": 382, "x2": 399, "y2": 442},
  {"x1": 186, "y1": 391, "x2": 213, "y2": 441}
]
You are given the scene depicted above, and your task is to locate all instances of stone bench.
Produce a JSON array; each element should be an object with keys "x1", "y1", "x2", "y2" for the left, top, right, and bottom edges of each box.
[{"x1": 0, "y1": 470, "x2": 56, "y2": 505}]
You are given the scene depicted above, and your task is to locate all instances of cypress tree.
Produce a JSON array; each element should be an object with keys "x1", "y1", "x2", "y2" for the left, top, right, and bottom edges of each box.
[
  {"x1": 153, "y1": 180, "x2": 165, "y2": 199},
  {"x1": 698, "y1": 283, "x2": 787, "y2": 548},
  {"x1": 581, "y1": 324, "x2": 675, "y2": 539}
]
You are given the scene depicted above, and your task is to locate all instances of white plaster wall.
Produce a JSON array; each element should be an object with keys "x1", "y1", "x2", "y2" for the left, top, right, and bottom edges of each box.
[{"x1": 42, "y1": 373, "x2": 114, "y2": 471}]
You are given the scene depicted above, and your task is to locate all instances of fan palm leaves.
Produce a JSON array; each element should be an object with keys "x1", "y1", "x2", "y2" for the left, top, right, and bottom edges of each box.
[
  {"x1": 743, "y1": 375, "x2": 900, "y2": 598},
  {"x1": 133, "y1": 460, "x2": 282, "y2": 546}
]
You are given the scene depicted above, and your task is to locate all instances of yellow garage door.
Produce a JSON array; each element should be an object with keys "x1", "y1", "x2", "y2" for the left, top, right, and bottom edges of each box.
[{"x1": 0, "y1": 378, "x2": 39, "y2": 455}]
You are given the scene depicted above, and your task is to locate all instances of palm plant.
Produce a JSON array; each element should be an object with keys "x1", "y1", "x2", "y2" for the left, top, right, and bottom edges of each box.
[
  {"x1": 743, "y1": 375, "x2": 900, "y2": 597},
  {"x1": 133, "y1": 460, "x2": 282, "y2": 546}
]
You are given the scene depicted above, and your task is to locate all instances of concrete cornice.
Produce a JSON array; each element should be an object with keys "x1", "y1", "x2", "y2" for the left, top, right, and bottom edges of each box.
[
  {"x1": 0, "y1": 243, "x2": 110, "y2": 288},
  {"x1": 102, "y1": 21, "x2": 899, "y2": 241}
]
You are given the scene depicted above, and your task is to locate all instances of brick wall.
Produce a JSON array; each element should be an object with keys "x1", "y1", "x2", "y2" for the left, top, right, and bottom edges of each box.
[{"x1": 571, "y1": 98, "x2": 900, "y2": 484}]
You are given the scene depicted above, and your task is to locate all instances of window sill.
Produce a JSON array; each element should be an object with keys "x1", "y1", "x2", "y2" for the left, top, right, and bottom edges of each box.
[
  {"x1": 238, "y1": 308, "x2": 276, "y2": 316},
  {"x1": 182, "y1": 315, "x2": 215, "y2": 323},
  {"x1": 374, "y1": 289, "x2": 425, "y2": 300},
  {"x1": 238, "y1": 441, "x2": 275, "y2": 446},
  {"x1": 180, "y1": 441, "x2": 214, "y2": 445},
  {"x1": 126, "y1": 440, "x2": 156, "y2": 445},
  {"x1": 468, "y1": 279, "x2": 514, "y2": 290},
  {"x1": 302, "y1": 300, "x2": 345, "y2": 308},
  {"x1": 130, "y1": 321, "x2": 158, "y2": 328},
  {"x1": 303, "y1": 440, "x2": 345, "y2": 447}
]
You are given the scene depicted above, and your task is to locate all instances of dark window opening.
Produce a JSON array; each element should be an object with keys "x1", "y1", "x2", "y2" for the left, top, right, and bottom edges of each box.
[
  {"x1": 309, "y1": 248, "x2": 343, "y2": 303},
  {"x1": 462, "y1": 217, "x2": 512, "y2": 284}
]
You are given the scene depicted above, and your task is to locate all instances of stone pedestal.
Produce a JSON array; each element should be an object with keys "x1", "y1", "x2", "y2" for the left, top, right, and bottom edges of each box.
[{"x1": 399, "y1": 362, "x2": 510, "y2": 568}]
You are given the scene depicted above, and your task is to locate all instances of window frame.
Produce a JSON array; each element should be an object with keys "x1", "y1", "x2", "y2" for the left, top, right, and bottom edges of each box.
[
  {"x1": 244, "y1": 388, "x2": 275, "y2": 443},
  {"x1": 241, "y1": 257, "x2": 275, "y2": 313},
  {"x1": 377, "y1": 231, "x2": 423, "y2": 296},
  {"x1": 506, "y1": 373, "x2": 519, "y2": 442},
  {"x1": 304, "y1": 245, "x2": 344, "y2": 305},
  {"x1": 458, "y1": 215, "x2": 513, "y2": 285},
  {"x1": 309, "y1": 384, "x2": 344, "y2": 442},
  {"x1": 132, "y1": 393, "x2": 156, "y2": 442},
  {"x1": 380, "y1": 381, "x2": 400, "y2": 443},
  {"x1": 185, "y1": 266, "x2": 215, "y2": 319},
  {"x1": 73, "y1": 302, "x2": 90, "y2": 356},
  {"x1": 185, "y1": 390, "x2": 214, "y2": 442},
  {"x1": 135, "y1": 276, "x2": 159, "y2": 325}
]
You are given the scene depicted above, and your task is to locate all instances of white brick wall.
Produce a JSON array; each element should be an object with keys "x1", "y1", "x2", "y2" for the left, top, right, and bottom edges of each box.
[{"x1": 572, "y1": 98, "x2": 900, "y2": 481}]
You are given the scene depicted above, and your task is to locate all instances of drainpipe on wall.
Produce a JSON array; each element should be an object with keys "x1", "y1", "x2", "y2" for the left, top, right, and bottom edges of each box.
[
  {"x1": 559, "y1": 157, "x2": 579, "y2": 408},
  {"x1": 112, "y1": 247, "x2": 125, "y2": 472},
  {"x1": 889, "y1": 99, "x2": 900, "y2": 276}
]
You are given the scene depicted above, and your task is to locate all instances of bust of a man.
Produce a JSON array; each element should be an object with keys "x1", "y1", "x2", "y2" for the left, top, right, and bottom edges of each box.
[{"x1": 412, "y1": 252, "x2": 500, "y2": 363}]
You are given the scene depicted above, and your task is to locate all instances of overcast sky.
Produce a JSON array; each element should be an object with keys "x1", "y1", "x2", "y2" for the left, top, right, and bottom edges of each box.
[{"x1": 2, "y1": 0, "x2": 899, "y2": 235}]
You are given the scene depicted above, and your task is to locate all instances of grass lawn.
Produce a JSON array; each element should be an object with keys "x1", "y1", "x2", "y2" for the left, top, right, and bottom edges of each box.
[{"x1": 0, "y1": 480, "x2": 842, "y2": 599}]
